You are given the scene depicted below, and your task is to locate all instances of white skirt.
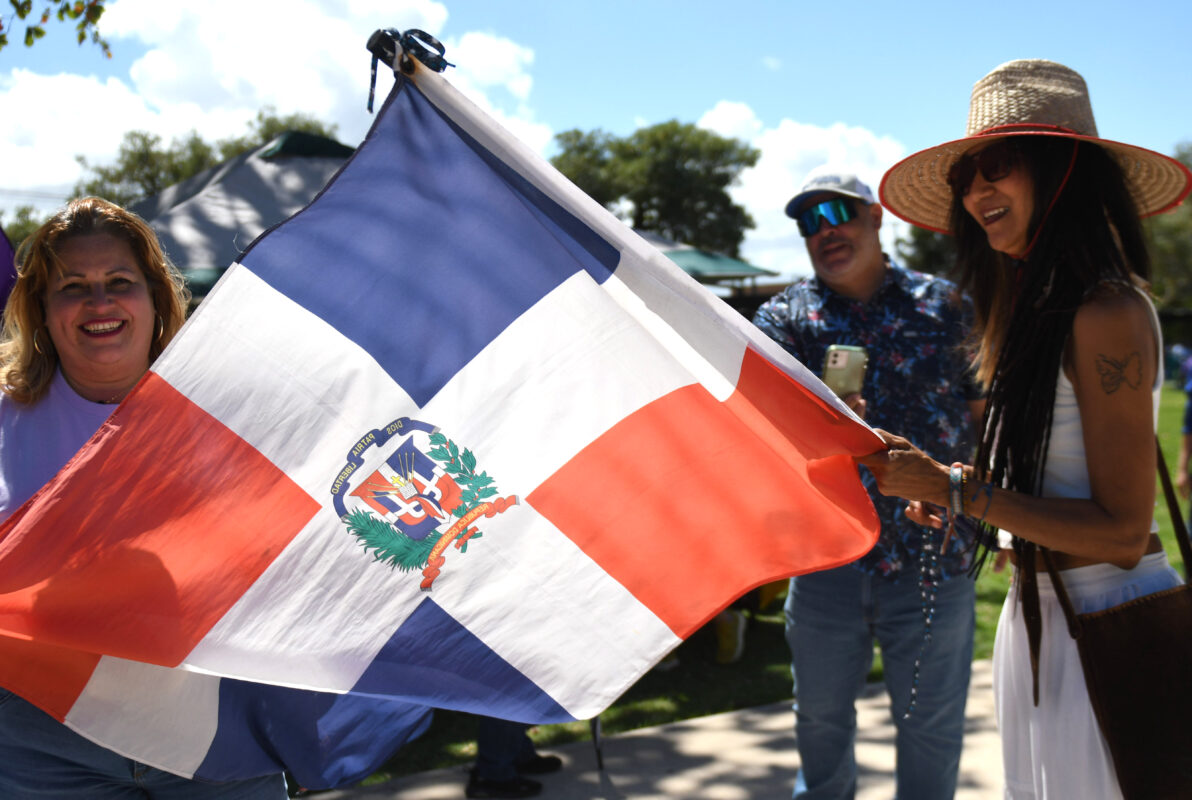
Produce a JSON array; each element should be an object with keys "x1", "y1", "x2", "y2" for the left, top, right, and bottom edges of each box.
[{"x1": 992, "y1": 552, "x2": 1182, "y2": 799}]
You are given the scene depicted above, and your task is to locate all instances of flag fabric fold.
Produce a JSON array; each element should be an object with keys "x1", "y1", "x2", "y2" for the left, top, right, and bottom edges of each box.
[{"x1": 0, "y1": 59, "x2": 883, "y2": 787}]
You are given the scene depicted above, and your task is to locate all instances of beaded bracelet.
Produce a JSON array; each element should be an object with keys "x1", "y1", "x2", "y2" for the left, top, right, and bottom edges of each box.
[{"x1": 948, "y1": 462, "x2": 965, "y2": 516}]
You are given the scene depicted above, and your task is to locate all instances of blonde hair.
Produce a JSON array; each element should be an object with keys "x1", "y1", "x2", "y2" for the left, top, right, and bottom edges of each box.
[{"x1": 0, "y1": 197, "x2": 190, "y2": 404}]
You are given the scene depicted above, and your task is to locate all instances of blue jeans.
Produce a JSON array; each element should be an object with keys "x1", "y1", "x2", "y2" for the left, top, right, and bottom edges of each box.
[
  {"x1": 786, "y1": 564, "x2": 975, "y2": 800},
  {"x1": 474, "y1": 716, "x2": 537, "y2": 780},
  {"x1": 0, "y1": 688, "x2": 286, "y2": 799}
]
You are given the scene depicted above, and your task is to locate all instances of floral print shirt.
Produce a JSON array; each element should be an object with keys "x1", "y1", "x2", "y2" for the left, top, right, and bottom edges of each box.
[{"x1": 753, "y1": 262, "x2": 983, "y2": 581}]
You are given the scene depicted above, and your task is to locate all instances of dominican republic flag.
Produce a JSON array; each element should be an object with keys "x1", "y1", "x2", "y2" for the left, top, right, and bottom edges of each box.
[{"x1": 0, "y1": 57, "x2": 882, "y2": 788}]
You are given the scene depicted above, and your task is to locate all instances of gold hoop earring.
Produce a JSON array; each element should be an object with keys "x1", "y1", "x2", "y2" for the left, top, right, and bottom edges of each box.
[
  {"x1": 32, "y1": 329, "x2": 47, "y2": 356},
  {"x1": 155, "y1": 315, "x2": 165, "y2": 341}
]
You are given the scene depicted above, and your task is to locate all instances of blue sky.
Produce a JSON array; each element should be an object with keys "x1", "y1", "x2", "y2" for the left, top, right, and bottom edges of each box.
[{"x1": 2, "y1": 0, "x2": 1190, "y2": 277}]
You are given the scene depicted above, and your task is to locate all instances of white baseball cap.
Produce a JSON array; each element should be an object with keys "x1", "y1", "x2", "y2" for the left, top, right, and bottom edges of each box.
[{"x1": 784, "y1": 167, "x2": 876, "y2": 218}]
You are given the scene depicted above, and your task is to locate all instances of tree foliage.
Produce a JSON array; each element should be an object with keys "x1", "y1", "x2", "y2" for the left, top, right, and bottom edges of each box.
[
  {"x1": 1147, "y1": 142, "x2": 1192, "y2": 310},
  {"x1": 551, "y1": 121, "x2": 759, "y2": 257},
  {"x1": 0, "y1": 0, "x2": 109, "y2": 56},
  {"x1": 551, "y1": 129, "x2": 622, "y2": 208},
  {"x1": 0, "y1": 204, "x2": 45, "y2": 247},
  {"x1": 74, "y1": 107, "x2": 339, "y2": 208},
  {"x1": 212, "y1": 107, "x2": 341, "y2": 162},
  {"x1": 894, "y1": 224, "x2": 956, "y2": 277},
  {"x1": 75, "y1": 131, "x2": 217, "y2": 208}
]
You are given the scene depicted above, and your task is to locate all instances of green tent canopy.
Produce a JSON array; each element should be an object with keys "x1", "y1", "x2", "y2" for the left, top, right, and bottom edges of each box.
[{"x1": 634, "y1": 229, "x2": 776, "y2": 285}]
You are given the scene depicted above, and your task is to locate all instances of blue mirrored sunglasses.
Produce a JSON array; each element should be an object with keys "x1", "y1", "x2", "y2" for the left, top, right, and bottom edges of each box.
[{"x1": 795, "y1": 197, "x2": 857, "y2": 237}]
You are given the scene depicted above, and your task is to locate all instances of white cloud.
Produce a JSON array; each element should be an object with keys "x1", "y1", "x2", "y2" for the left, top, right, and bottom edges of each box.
[
  {"x1": 0, "y1": 70, "x2": 160, "y2": 197},
  {"x1": 442, "y1": 31, "x2": 552, "y2": 153},
  {"x1": 101, "y1": 0, "x2": 452, "y2": 144},
  {"x1": 448, "y1": 31, "x2": 534, "y2": 101},
  {"x1": 699, "y1": 104, "x2": 906, "y2": 279},
  {"x1": 0, "y1": 0, "x2": 558, "y2": 214},
  {"x1": 698, "y1": 100, "x2": 763, "y2": 142}
]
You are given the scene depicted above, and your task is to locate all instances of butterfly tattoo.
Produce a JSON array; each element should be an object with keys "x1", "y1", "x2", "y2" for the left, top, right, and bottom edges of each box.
[{"x1": 1095, "y1": 351, "x2": 1142, "y2": 394}]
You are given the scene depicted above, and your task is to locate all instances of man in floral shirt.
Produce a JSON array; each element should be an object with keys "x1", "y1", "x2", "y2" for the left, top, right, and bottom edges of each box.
[{"x1": 753, "y1": 167, "x2": 984, "y2": 800}]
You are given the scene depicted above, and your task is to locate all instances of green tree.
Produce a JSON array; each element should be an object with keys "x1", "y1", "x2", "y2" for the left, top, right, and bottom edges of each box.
[
  {"x1": 0, "y1": 0, "x2": 108, "y2": 56},
  {"x1": 0, "y1": 204, "x2": 46, "y2": 247},
  {"x1": 75, "y1": 130, "x2": 218, "y2": 208},
  {"x1": 894, "y1": 224, "x2": 957, "y2": 277},
  {"x1": 73, "y1": 107, "x2": 339, "y2": 207},
  {"x1": 550, "y1": 129, "x2": 622, "y2": 208},
  {"x1": 551, "y1": 121, "x2": 759, "y2": 257},
  {"x1": 213, "y1": 107, "x2": 339, "y2": 161},
  {"x1": 1147, "y1": 142, "x2": 1192, "y2": 309}
]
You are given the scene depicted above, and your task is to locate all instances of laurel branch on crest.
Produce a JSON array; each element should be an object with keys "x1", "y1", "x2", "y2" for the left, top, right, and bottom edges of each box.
[{"x1": 346, "y1": 432, "x2": 500, "y2": 572}]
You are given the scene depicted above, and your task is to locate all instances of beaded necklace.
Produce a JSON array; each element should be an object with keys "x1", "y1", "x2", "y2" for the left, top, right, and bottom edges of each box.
[{"x1": 902, "y1": 523, "x2": 941, "y2": 719}]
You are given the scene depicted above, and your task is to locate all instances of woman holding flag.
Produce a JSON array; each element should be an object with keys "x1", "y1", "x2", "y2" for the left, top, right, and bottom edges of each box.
[
  {"x1": 861, "y1": 60, "x2": 1192, "y2": 797},
  {"x1": 0, "y1": 197, "x2": 286, "y2": 798}
]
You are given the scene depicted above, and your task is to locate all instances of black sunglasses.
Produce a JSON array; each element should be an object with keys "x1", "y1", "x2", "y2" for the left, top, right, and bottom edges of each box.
[{"x1": 947, "y1": 140, "x2": 1021, "y2": 196}]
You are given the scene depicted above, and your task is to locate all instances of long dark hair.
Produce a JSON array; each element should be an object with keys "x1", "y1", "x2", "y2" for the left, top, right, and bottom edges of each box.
[{"x1": 949, "y1": 137, "x2": 1150, "y2": 568}]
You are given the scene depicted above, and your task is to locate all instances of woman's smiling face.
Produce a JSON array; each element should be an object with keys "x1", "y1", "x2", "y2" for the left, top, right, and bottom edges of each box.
[
  {"x1": 43, "y1": 232, "x2": 155, "y2": 402},
  {"x1": 960, "y1": 143, "x2": 1036, "y2": 258}
]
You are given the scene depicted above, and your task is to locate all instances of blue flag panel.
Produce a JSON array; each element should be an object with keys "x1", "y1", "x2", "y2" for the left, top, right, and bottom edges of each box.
[{"x1": 240, "y1": 79, "x2": 620, "y2": 406}]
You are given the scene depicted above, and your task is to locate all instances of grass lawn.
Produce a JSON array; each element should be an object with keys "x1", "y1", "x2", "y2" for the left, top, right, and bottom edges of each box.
[{"x1": 364, "y1": 384, "x2": 1189, "y2": 784}]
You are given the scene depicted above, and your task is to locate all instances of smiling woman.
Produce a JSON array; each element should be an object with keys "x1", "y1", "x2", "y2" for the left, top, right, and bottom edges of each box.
[
  {"x1": 950, "y1": 140, "x2": 1036, "y2": 258},
  {"x1": 2, "y1": 197, "x2": 188, "y2": 405},
  {"x1": 0, "y1": 197, "x2": 290, "y2": 798},
  {"x1": 43, "y1": 233, "x2": 157, "y2": 403}
]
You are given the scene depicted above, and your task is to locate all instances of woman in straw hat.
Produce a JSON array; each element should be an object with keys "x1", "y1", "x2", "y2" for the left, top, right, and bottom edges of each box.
[{"x1": 860, "y1": 59, "x2": 1192, "y2": 797}]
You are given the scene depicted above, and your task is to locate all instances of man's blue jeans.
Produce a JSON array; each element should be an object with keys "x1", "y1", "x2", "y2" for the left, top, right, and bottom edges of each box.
[
  {"x1": 474, "y1": 715, "x2": 537, "y2": 780},
  {"x1": 786, "y1": 564, "x2": 975, "y2": 800},
  {"x1": 0, "y1": 688, "x2": 286, "y2": 799}
]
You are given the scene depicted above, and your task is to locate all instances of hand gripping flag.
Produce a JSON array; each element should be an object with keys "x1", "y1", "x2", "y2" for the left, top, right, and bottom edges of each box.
[{"x1": 0, "y1": 50, "x2": 883, "y2": 788}]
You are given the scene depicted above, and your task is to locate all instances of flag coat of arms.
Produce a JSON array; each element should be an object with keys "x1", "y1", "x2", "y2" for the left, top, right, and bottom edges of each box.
[{"x1": 0, "y1": 45, "x2": 882, "y2": 788}]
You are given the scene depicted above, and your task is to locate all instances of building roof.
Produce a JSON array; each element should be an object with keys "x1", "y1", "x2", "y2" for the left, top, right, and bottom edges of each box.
[{"x1": 130, "y1": 132, "x2": 354, "y2": 297}]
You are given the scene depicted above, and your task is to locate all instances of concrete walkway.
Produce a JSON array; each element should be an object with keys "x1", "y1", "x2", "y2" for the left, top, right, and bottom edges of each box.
[{"x1": 319, "y1": 659, "x2": 1003, "y2": 799}]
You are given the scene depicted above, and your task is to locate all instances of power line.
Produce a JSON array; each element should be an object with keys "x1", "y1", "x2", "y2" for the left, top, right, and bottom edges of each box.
[{"x1": 0, "y1": 188, "x2": 70, "y2": 202}]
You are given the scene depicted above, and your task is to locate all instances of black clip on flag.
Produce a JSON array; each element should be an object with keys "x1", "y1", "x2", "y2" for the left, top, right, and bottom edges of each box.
[{"x1": 367, "y1": 28, "x2": 454, "y2": 113}]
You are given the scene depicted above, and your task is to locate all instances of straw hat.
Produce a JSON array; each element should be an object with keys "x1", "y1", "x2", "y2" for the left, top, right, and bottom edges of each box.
[{"x1": 880, "y1": 59, "x2": 1192, "y2": 233}]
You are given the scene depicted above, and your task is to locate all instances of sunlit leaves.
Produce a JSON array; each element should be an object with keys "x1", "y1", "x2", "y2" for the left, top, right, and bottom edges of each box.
[{"x1": 1, "y1": 0, "x2": 109, "y2": 57}]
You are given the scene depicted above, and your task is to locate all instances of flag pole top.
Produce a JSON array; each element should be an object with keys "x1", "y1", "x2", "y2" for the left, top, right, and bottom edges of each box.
[{"x1": 366, "y1": 28, "x2": 454, "y2": 113}]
